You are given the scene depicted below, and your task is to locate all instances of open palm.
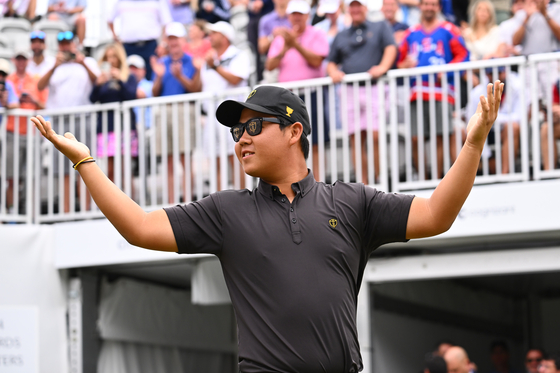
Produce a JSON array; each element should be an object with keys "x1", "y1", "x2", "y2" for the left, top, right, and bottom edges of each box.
[
  {"x1": 31, "y1": 115, "x2": 91, "y2": 165},
  {"x1": 465, "y1": 81, "x2": 504, "y2": 148}
]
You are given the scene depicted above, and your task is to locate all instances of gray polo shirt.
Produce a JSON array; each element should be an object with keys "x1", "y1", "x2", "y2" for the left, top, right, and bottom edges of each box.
[
  {"x1": 517, "y1": 4, "x2": 560, "y2": 55},
  {"x1": 165, "y1": 171, "x2": 413, "y2": 373},
  {"x1": 328, "y1": 20, "x2": 395, "y2": 74}
]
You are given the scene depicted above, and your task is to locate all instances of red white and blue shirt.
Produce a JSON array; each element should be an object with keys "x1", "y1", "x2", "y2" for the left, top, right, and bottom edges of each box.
[{"x1": 398, "y1": 21, "x2": 469, "y2": 104}]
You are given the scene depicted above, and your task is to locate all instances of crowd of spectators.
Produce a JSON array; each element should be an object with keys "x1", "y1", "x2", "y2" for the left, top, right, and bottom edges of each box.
[
  {"x1": 2, "y1": 0, "x2": 560, "y2": 209},
  {"x1": 420, "y1": 341, "x2": 560, "y2": 373}
]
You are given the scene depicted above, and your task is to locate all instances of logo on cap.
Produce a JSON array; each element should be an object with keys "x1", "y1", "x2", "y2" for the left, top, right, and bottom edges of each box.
[
  {"x1": 286, "y1": 106, "x2": 293, "y2": 117},
  {"x1": 247, "y1": 89, "x2": 257, "y2": 99},
  {"x1": 329, "y1": 219, "x2": 338, "y2": 228}
]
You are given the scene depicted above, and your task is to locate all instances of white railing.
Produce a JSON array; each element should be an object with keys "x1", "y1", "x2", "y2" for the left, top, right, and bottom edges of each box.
[{"x1": 1, "y1": 54, "x2": 559, "y2": 223}]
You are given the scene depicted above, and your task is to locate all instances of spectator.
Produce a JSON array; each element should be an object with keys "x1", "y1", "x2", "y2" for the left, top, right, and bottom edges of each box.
[
  {"x1": 266, "y1": 0, "x2": 330, "y2": 181},
  {"x1": 0, "y1": 57, "x2": 21, "y2": 212},
  {"x1": 400, "y1": 0, "x2": 421, "y2": 26},
  {"x1": 258, "y1": 0, "x2": 291, "y2": 81},
  {"x1": 539, "y1": 353, "x2": 560, "y2": 373},
  {"x1": 127, "y1": 54, "x2": 153, "y2": 129},
  {"x1": 0, "y1": 59, "x2": 19, "y2": 112},
  {"x1": 108, "y1": 0, "x2": 172, "y2": 81},
  {"x1": 194, "y1": 0, "x2": 230, "y2": 23},
  {"x1": 168, "y1": 0, "x2": 194, "y2": 25},
  {"x1": 467, "y1": 66, "x2": 520, "y2": 174},
  {"x1": 382, "y1": 0, "x2": 409, "y2": 45},
  {"x1": 397, "y1": 0, "x2": 469, "y2": 179},
  {"x1": 183, "y1": 20, "x2": 212, "y2": 60},
  {"x1": 512, "y1": 0, "x2": 560, "y2": 98},
  {"x1": 526, "y1": 349, "x2": 545, "y2": 373},
  {"x1": 435, "y1": 340, "x2": 455, "y2": 357},
  {"x1": 27, "y1": 30, "x2": 56, "y2": 79},
  {"x1": 90, "y1": 43, "x2": 138, "y2": 185},
  {"x1": 497, "y1": 0, "x2": 526, "y2": 57},
  {"x1": 463, "y1": 1, "x2": 502, "y2": 60},
  {"x1": 328, "y1": 0, "x2": 397, "y2": 184},
  {"x1": 47, "y1": 0, "x2": 87, "y2": 47},
  {"x1": 151, "y1": 21, "x2": 200, "y2": 203},
  {"x1": 199, "y1": 21, "x2": 250, "y2": 188},
  {"x1": 541, "y1": 81, "x2": 560, "y2": 170},
  {"x1": 489, "y1": 340, "x2": 522, "y2": 373},
  {"x1": 247, "y1": 0, "x2": 274, "y2": 81},
  {"x1": 37, "y1": 30, "x2": 99, "y2": 213},
  {"x1": 314, "y1": 0, "x2": 349, "y2": 45},
  {"x1": 425, "y1": 353, "x2": 448, "y2": 373},
  {"x1": 4, "y1": 0, "x2": 37, "y2": 21},
  {"x1": 444, "y1": 346, "x2": 476, "y2": 373}
]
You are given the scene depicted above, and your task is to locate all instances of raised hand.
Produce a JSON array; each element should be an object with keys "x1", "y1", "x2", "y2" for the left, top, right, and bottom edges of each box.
[
  {"x1": 30, "y1": 115, "x2": 91, "y2": 165},
  {"x1": 465, "y1": 80, "x2": 504, "y2": 149}
]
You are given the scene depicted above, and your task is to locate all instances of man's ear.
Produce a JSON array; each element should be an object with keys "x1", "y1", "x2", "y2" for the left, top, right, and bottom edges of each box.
[{"x1": 289, "y1": 121, "x2": 303, "y2": 146}]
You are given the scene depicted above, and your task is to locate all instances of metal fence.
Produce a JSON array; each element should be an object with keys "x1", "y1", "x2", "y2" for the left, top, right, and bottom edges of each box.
[{"x1": 1, "y1": 53, "x2": 559, "y2": 223}]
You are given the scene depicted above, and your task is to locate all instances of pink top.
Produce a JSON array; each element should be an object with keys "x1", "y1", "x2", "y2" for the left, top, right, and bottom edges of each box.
[{"x1": 268, "y1": 25, "x2": 329, "y2": 82}]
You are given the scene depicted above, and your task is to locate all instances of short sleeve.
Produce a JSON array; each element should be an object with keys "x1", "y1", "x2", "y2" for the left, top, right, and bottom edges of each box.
[
  {"x1": 362, "y1": 187, "x2": 414, "y2": 254},
  {"x1": 379, "y1": 21, "x2": 396, "y2": 49},
  {"x1": 164, "y1": 195, "x2": 224, "y2": 255},
  {"x1": 258, "y1": 15, "x2": 270, "y2": 38},
  {"x1": 327, "y1": 33, "x2": 342, "y2": 64},
  {"x1": 310, "y1": 28, "x2": 329, "y2": 57},
  {"x1": 229, "y1": 50, "x2": 251, "y2": 80},
  {"x1": 6, "y1": 81, "x2": 19, "y2": 106}
]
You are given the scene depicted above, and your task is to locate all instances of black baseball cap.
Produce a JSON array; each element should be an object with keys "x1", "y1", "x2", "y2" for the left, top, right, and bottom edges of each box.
[{"x1": 216, "y1": 85, "x2": 311, "y2": 136}]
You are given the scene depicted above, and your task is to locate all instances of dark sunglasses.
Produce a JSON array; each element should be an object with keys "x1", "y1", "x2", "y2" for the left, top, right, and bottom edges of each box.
[
  {"x1": 230, "y1": 117, "x2": 283, "y2": 142},
  {"x1": 57, "y1": 31, "x2": 74, "y2": 42},
  {"x1": 30, "y1": 30, "x2": 46, "y2": 40},
  {"x1": 527, "y1": 358, "x2": 542, "y2": 363}
]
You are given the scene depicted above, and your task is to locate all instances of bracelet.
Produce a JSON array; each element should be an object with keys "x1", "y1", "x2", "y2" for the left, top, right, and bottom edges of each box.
[{"x1": 73, "y1": 156, "x2": 94, "y2": 170}]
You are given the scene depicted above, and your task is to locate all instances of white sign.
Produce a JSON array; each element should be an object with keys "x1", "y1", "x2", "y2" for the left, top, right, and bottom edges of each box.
[{"x1": 0, "y1": 307, "x2": 38, "y2": 373}]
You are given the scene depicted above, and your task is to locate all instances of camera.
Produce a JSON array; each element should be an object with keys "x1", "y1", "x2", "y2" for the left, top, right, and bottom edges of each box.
[{"x1": 63, "y1": 51, "x2": 76, "y2": 61}]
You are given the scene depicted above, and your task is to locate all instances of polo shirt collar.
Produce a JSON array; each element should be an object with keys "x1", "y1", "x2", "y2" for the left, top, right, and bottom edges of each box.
[
  {"x1": 350, "y1": 20, "x2": 368, "y2": 31},
  {"x1": 258, "y1": 170, "x2": 317, "y2": 200}
]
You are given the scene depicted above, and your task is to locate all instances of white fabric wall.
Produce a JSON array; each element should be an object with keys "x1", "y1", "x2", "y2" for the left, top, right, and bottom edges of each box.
[
  {"x1": 97, "y1": 277, "x2": 236, "y2": 373},
  {"x1": 0, "y1": 225, "x2": 68, "y2": 373},
  {"x1": 192, "y1": 259, "x2": 230, "y2": 305}
]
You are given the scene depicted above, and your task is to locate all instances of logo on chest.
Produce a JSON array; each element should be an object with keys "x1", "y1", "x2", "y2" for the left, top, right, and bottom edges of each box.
[{"x1": 329, "y1": 218, "x2": 338, "y2": 228}]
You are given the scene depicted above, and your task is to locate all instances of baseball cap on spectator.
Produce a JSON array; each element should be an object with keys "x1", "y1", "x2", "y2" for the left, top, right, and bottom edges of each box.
[
  {"x1": 287, "y1": 0, "x2": 310, "y2": 14},
  {"x1": 14, "y1": 49, "x2": 31, "y2": 59},
  {"x1": 165, "y1": 22, "x2": 187, "y2": 38},
  {"x1": 345, "y1": 0, "x2": 367, "y2": 5},
  {"x1": 216, "y1": 85, "x2": 311, "y2": 136},
  {"x1": 127, "y1": 54, "x2": 145, "y2": 69},
  {"x1": 0, "y1": 58, "x2": 11, "y2": 75},
  {"x1": 30, "y1": 30, "x2": 46, "y2": 41},
  {"x1": 206, "y1": 21, "x2": 236, "y2": 43},
  {"x1": 318, "y1": 0, "x2": 340, "y2": 14}
]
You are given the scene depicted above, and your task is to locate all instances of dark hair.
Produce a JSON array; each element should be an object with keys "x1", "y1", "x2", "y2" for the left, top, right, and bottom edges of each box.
[
  {"x1": 279, "y1": 117, "x2": 310, "y2": 159},
  {"x1": 490, "y1": 340, "x2": 509, "y2": 353},
  {"x1": 544, "y1": 352, "x2": 560, "y2": 370},
  {"x1": 425, "y1": 353, "x2": 448, "y2": 373}
]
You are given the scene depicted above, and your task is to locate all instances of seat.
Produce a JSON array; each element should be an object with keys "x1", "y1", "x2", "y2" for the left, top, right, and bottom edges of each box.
[
  {"x1": 33, "y1": 19, "x2": 69, "y2": 55},
  {"x1": 0, "y1": 18, "x2": 32, "y2": 50}
]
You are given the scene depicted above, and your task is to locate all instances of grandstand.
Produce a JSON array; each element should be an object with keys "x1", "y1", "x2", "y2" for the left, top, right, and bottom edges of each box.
[{"x1": 1, "y1": 2, "x2": 560, "y2": 373}]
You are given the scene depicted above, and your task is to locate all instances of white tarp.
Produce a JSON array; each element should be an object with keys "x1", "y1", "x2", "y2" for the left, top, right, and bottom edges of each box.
[
  {"x1": 192, "y1": 259, "x2": 230, "y2": 305},
  {"x1": 97, "y1": 277, "x2": 235, "y2": 352},
  {"x1": 0, "y1": 225, "x2": 68, "y2": 373}
]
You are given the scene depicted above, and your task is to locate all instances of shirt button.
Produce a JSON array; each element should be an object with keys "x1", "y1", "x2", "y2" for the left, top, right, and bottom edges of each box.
[
  {"x1": 281, "y1": 198, "x2": 286, "y2": 203},
  {"x1": 290, "y1": 207, "x2": 294, "y2": 212},
  {"x1": 292, "y1": 218, "x2": 297, "y2": 224}
]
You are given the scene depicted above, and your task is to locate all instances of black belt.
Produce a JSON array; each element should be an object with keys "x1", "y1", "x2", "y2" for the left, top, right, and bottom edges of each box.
[{"x1": 124, "y1": 39, "x2": 156, "y2": 47}]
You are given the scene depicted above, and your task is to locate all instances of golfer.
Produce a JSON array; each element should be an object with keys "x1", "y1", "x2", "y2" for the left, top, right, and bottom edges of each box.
[{"x1": 31, "y1": 81, "x2": 503, "y2": 373}]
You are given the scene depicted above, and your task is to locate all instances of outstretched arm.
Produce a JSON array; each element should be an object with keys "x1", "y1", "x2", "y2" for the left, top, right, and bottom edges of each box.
[
  {"x1": 31, "y1": 115, "x2": 178, "y2": 252},
  {"x1": 405, "y1": 81, "x2": 504, "y2": 239}
]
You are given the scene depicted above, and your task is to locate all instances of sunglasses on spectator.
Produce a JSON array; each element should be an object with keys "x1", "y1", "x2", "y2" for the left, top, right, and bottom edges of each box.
[
  {"x1": 527, "y1": 358, "x2": 543, "y2": 363},
  {"x1": 57, "y1": 31, "x2": 74, "y2": 42},
  {"x1": 30, "y1": 30, "x2": 46, "y2": 40},
  {"x1": 230, "y1": 117, "x2": 283, "y2": 142}
]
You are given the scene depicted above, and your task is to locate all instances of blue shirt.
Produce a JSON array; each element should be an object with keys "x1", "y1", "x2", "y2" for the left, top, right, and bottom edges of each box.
[
  {"x1": 1, "y1": 80, "x2": 19, "y2": 108},
  {"x1": 160, "y1": 54, "x2": 196, "y2": 96},
  {"x1": 135, "y1": 78, "x2": 154, "y2": 128},
  {"x1": 258, "y1": 10, "x2": 291, "y2": 38},
  {"x1": 48, "y1": 0, "x2": 87, "y2": 8}
]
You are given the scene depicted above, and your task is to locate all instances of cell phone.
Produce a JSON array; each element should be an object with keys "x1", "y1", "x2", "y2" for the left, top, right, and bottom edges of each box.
[
  {"x1": 63, "y1": 51, "x2": 76, "y2": 61},
  {"x1": 101, "y1": 62, "x2": 111, "y2": 74}
]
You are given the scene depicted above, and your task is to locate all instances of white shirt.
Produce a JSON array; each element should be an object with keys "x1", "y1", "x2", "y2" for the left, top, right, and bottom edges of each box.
[
  {"x1": 499, "y1": 11, "x2": 524, "y2": 55},
  {"x1": 45, "y1": 57, "x2": 100, "y2": 109},
  {"x1": 464, "y1": 26, "x2": 502, "y2": 61},
  {"x1": 27, "y1": 55, "x2": 56, "y2": 79},
  {"x1": 201, "y1": 45, "x2": 251, "y2": 156},
  {"x1": 109, "y1": 0, "x2": 172, "y2": 43}
]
